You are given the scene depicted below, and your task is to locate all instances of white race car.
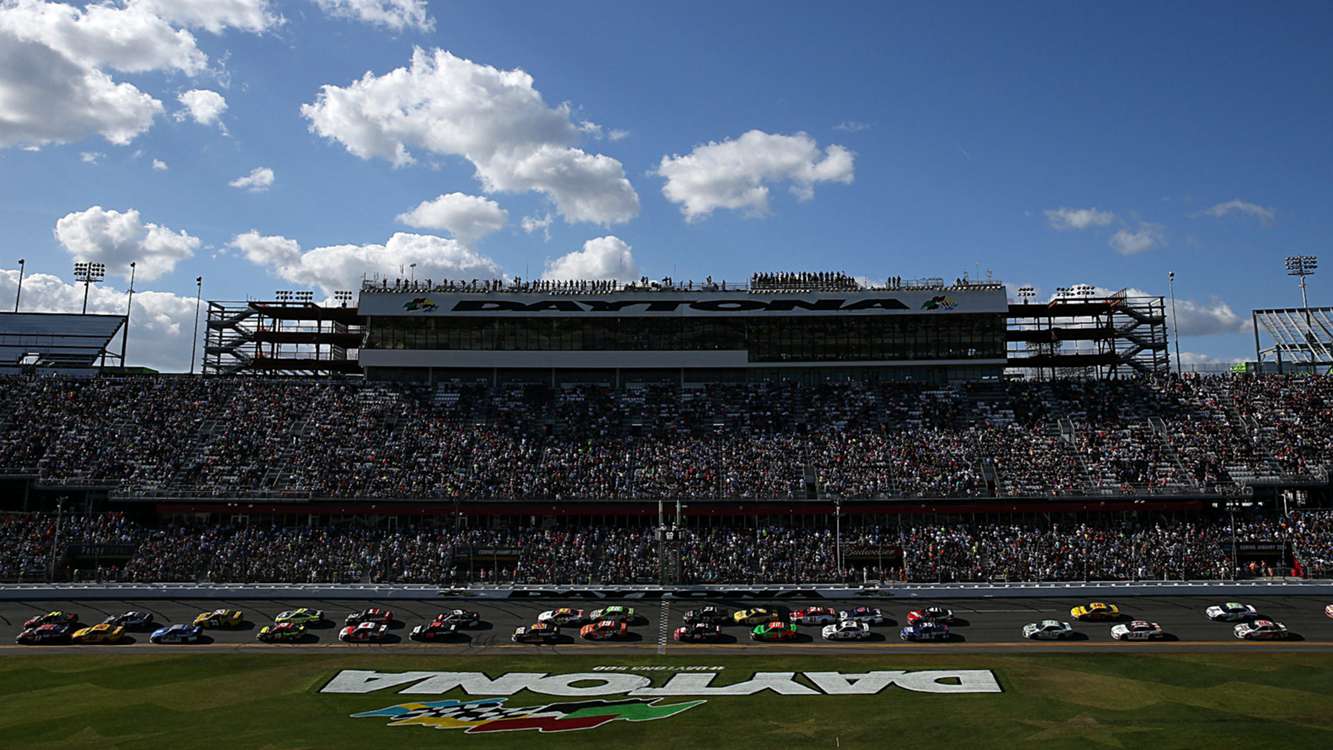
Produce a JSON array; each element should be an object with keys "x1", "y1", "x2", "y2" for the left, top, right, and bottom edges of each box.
[
  {"x1": 1110, "y1": 620, "x2": 1166, "y2": 641},
  {"x1": 1205, "y1": 602, "x2": 1258, "y2": 622},
  {"x1": 537, "y1": 608, "x2": 588, "y2": 627},
  {"x1": 821, "y1": 621, "x2": 871, "y2": 641},
  {"x1": 792, "y1": 607, "x2": 839, "y2": 626},
  {"x1": 1234, "y1": 619, "x2": 1289, "y2": 640},
  {"x1": 1022, "y1": 620, "x2": 1075, "y2": 640},
  {"x1": 839, "y1": 606, "x2": 885, "y2": 625}
]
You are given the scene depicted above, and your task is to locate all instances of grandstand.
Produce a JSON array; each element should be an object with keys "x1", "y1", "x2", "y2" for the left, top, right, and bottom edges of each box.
[{"x1": 0, "y1": 312, "x2": 125, "y2": 375}]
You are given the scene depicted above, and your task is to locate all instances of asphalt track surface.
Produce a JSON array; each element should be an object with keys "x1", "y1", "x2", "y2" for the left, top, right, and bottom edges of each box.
[{"x1": 3, "y1": 596, "x2": 1332, "y2": 655}]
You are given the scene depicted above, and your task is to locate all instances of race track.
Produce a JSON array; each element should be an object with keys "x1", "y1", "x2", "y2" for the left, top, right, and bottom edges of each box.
[{"x1": 3, "y1": 595, "x2": 1331, "y2": 654}]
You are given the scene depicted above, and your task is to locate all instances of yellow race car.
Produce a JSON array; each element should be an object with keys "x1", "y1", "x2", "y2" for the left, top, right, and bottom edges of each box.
[
  {"x1": 193, "y1": 609, "x2": 245, "y2": 629},
  {"x1": 1070, "y1": 602, "x2": 1121, "y2": 622},
  {"x1": 71, "y1": 623, "x2": 125, "y2": 644},
  {"x1": 732, "y1": 608, "x2": 775, "y2": 626}
]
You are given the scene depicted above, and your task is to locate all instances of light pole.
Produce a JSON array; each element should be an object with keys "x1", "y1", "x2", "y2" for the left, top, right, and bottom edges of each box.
[
  {"x1": 13, "y1": 258, "x2": 23, "y2": 312},
  {"x1": 120, "y1": 262, "x2": 135, "y2": 368},
  {"x1": 190, "y1": 275, "x2": 203, "y2": 375},
  {"x1": 1168, "y1": 271, "x2": 1182, "y2": 374},
  {"x1": 73, "y1": 261, "x2": 106, "y2": 314},
  {"x1": 1285, "y1": 256, "x2": 1318, "y2": 354}
]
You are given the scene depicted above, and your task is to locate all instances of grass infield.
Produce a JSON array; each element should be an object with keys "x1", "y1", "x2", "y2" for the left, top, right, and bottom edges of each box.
[{"x1": 3, "y1": 652, "x2": 1332, "y2": 749}]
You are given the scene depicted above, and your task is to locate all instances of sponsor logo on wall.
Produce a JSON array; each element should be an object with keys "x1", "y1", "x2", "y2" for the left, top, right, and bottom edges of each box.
[{"x1": 352, "y1": 697, "x2": 703, "y2": 734}]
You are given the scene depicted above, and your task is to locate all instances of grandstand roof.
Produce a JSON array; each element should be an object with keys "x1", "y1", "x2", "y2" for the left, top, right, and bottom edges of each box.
[{"x1": 0, "y1": 312, "x2": 124, "y2": 370}]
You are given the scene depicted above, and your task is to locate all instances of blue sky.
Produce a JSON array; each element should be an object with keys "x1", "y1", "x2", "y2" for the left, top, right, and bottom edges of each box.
[{"x1": 1, "y1": 0, "x2": 1330, "y2": 370}]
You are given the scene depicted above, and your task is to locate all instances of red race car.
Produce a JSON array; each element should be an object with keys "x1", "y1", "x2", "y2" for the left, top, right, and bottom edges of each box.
[
  {"x1": 345, "y1": 608, "x2": 394, "y2": 626},
  {"x1": 906, "y1": 606, "x2": 955, "y2": 625},
  {"x1": 790, "y1": 607, "x2": 838, "y2": 626},
  {"x1": 339, "y1": 621, "x2": 390, "y2": 643},
  {"x1": 16, "y1": 623, "x2": 72, "y2": 645},
  {"x1": 23, "y1": 611, "x2": 77, "y2": 630},
  {"x1": 580, "y1": 619, "x2": 630, "y2": 641},
  {"x1": 410, "y1": 618, "x2": 461, "y2": 642}
]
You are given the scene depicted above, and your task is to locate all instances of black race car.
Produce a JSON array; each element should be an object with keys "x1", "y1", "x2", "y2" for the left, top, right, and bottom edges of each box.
[
  {"x1": 432, "y1": 609, "x2": 481, "y2": 628},
  {"x1": 683, "y1": 606, "x2": 730, "y2": 626},
  {"x1": 345, "y1": 607, "x2": 394, "y2": 626},
  {"x1": 103, "y1": 611, "x2": 155, "y2": 630},
  {"x1": 673, "y1": 623, "x2": 725, "y2": 643},
  {"x1": 512, "y1": 623, "x2": 562, "y2": 644}
]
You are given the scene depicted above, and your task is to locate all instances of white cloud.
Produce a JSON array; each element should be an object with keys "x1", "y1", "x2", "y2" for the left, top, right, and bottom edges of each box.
[
  {"x1": 608, "y1": 129, "x2": 629, "y2": 142},
  {"x1": 129, "y1": 0, "x2": 282, "y2": 34},
  {"x1": 231, "y1": 230, "x2": 505, "y2": 295},
  {"x1": 229, "y1": 166, "x2": 274, "y2": 192},
  {"x1": 315, "y1": 0, "x2": 434, "y2": 31},
  {"x1": 0, "y1": 33, "x2": 162, "y2": 149},
  {"x1": 80, "y1": 150, "x2": 104, "y2": 164},
  {"x1": 395, "y1": 193, "x2": 508, "y2": 244},
  {"x1": 655, "y1": 130, "x2": 855, "y2": 221},
  {"x1": 1197, "y1": 198, "x2": 1275, "y2": 226},
  {"x1": 175, "y1": 88, "x2": 227, "y2": 127},
  {"x1": 1062, "y1": 283, "x2": 1249, "y2": 337},
  {"x1": 833, "y1": 120, "x2": 871, "y2": 132},
  {"x1": 521, "y1": 212, "x2": 553, "y2": 241},
  {"x1": 542, "y1": 235, "x2": 638, "y2": 282},
  {"x1": 0, "y1": 1, "x2": 209, "y2": 76},
  {"x1": 1044, "y1": 207, "x2": 1115, "y2": 230},
  {"x1": 151, "y1": 158, "x2": 167, "y2": 171},
  {"x1": 1109, "y1": 222, "x2": 1165, "y2": 255},
  {"x1": 1, "y1": 267, "x2": 200, "y2": 371},
  {"x1": 301, "y1": 48, "x2": 640, "y2": 225},
  {"x1": 54, "y1": 205, "x2": 200, "y2": 281}
]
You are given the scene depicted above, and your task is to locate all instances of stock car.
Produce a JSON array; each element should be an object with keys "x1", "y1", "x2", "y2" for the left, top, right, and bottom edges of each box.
[
  {"x1": 839, "y1": 606, "x2": 886, "y2": 625},
  {"x1": 193, "y1": 609, "x2": 244, "y2": 629},
  {"x1": 900, "y1": 621, "x2": 950, "y2": 642},
  {"x1": 257, "y1": 622, "x2": 306, "y2": 643},
  {"x1": 345, "y1": 608, "x2": 394, "y2": 626},
  {"x1": 1022, "y1": 620, "x2": 1076, "y2": 640},
  {"x1": 274, "y1": 608, "x2": 324, "y2": 625},
  {"x1": 411, "y1": 618, "x2": 460, "y2": 642},
  {"x1": 102, "y1": 611, "x2": 154, "y2": 630},
  {"x1": 674, "y1": 623, "x2": 725, "y2": 643},
  {"x1": 1326, "y1": 604, "x2": 1333, "y2": 619},
  {"x1": 733, "y1": 608, "x2": 777, "y2": 626},
  {"x1": 149, "y1": 623, "x2": 204, "y2": 644},
  {"x1": 791, "y1": 607, "x2": 838, "y2": 626},
  {"x1": 538, "y1": 608, "x2": 589, "y2": 627},
  {"x1": 906, "y1": 606, "x2": 955, "y2": 625},
  {"x1": 339, "y1": 621, "x2": 391, "y2": 643},
  {"x1": 430, "y1": 609, "x2": 482, "y2": 628},
  {"x1": 1070, "y1": 602, "x2": 1121, "y2": 622},
  {"x1": 580, "y1": 619, "x2": 631, "y2": 641},
  {"x1": 71, "y1": 623, "x2": 125, "y2": 644},
  {"x1": 589, "y1": 606, "x2": 636, "y2": 623},
  {"x1": 512, "y1": 623, "x2": 562, "y2": 644},
  {"x1": 1110, "y1": 620, "x2": 1167, "y2": 641},
  {"x1": 16, "y1": 623, "x2": 72, "y2": 645},
  {"x1": 751, "y1": 621, "x2": 799, "y2": 642},
  {"x1": 822, "y1": 621, "x2": 872, "y2": 641},
  {"x1": 683, "y1": 606, "x2": 729, "y2": 625},
  {"x1": 23, "y1": 611, "x2": 77, "y2": 629},
  {"x1": 1234, "y1": 619, "x2": 1290, "y2": 641},
  {"x1": 1206, "y1": 602, "x2": 1259, "y2": 622}
]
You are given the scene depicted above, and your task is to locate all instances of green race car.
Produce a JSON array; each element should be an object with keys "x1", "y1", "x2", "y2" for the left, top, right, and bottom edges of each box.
[
  {"x1": 750, "y1": 621, "x2": 799, "y2": 642},
  {"x1": 589, "y1": 605, "x2": 636, "y2": 623},
  {"x1": 274, "y1": 608, "x2": 324, "y2": 625},
  {"x1": 257, "y1": 622, "x2": 306, "y2": 643}
]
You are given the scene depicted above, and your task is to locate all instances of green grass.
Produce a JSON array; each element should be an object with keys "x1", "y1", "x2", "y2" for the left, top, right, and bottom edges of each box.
[{"x1": 3, "y1": 652, "x2": 1333, "y2": 749}]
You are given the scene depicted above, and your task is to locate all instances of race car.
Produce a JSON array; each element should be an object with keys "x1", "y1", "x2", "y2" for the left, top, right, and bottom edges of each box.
[
  {"x1": 512, "y1": 623, "x2": 562, "y2": 644},
  {"x1": 149, "y1": 623, "x2": 204, "y2": 644},
  {"x1": 23, "y1": 611, "x2": 77, "y2": 629},
  {"x1": 751, "y1": 621, "x2": 799, "y2": 642},
  {"x1": 339, "y1": 621, "x2": 390, "y2": 643},
  {"x1": 1022, "y1": 620, "x2": 1076, "y2": 640},
  {"x1": 102, "y1": 611, "x2": 154, "y2": 630},
  {"x1": 1234, "y1": 619, "x2": 1290, "y2": 640},
  {"x1": 791, "y1": 607, "x2": 838, "y2": 626},
  {"x1": 410, "y1": 618, "x2": 461, "y2": 642},
  {"x1": 193, "y1": 609, "x2": 244, "y2": 629},
  {"x1": 588, "y1": 606, "x2": 636, "y2": 623},
  {"x1": 1205, "y1": 602, "x2": 1259, "y2": 622},
  {"x1": 344, "y1": 608, "x2": 394, "y2": 626},
  {"x1": 733, "y1": 608, "x2": 776, "y2": 626},
  {"x1": 1110, "y1": 620, "x2": 1166, "y2": 641},
  {"x1": 1070, "y1": 602, "x2": 1121, "y2": 622},
  {"x1": 839, "y1": 606, "x2": 886, "y2": 625},
  {"x1": 1326, "y1": 604, "x2": 1333, "y2": 619},
  {"x1": 274, "y1": 608, "x2": 324, "y2": 625},
  {"x1": 683, "y1": 606, "x2": 729, "y2": 625},
  {"x1": 900, "y1": 621, "x2": 950, "y2": 642},
  {"x1": 16, "y1": 623, "x2": 72, "y2": 645},
  {"x1": 429, "y1": 609, "x2": 481, "y2": 628},
  {"x1": 580, "y1": 619, "x2": 631, "y2": 641},
  {"x1": 906, "y1": 606, "x2": 955, "y2": 625},
  {"x1": 822, "y1": 621, "x2": 872, "y2": 641},
  {"x1": 538, "y1": 608, "x2": 589, "y2": 627},
  {"x1": 674, "y1": 623, "x2": 725, "y2": 643},
  {"x1": 257, "y1": 622, "x2": 306, "y2": 643},
  {"x1": 71, "y1": 623, "x2": 125, "y2": 644}
]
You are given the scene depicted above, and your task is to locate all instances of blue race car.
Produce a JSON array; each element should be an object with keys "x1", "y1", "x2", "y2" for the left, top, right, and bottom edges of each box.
[
  {"x1": 150, "y1": 623, "x2": 204, "y2": 644},
  {"x1": 899, "y1": 621, "x2": 951, "y2": 642}
]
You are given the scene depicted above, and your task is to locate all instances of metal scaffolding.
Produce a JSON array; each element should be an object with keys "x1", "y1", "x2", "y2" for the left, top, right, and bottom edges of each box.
[
  {"x1": 1253, "y1": 306, "x2": 1333, "y2": 373},
  {"x1": 204, "y1": 299, "x2": 364, "y2": 376}
]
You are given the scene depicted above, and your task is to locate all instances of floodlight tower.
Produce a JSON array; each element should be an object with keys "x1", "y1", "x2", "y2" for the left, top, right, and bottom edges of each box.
[
  {"x1": 73, "y1": 261, "x2": 106, "y2": 314},
  {"x1": 1285, "y1": 255, "x2": 1318, "y2": 333}
]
